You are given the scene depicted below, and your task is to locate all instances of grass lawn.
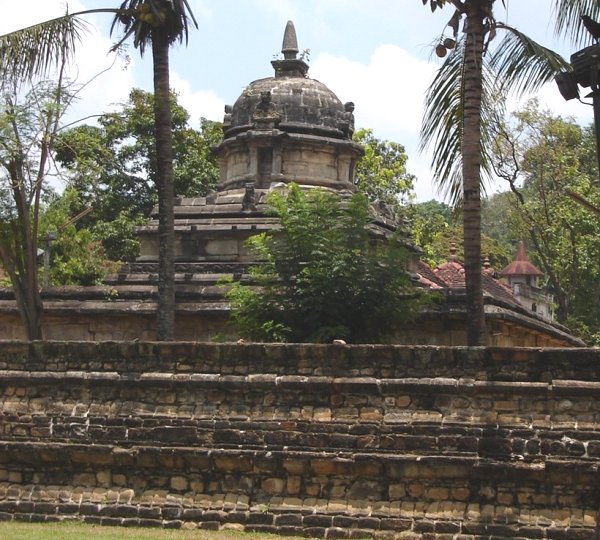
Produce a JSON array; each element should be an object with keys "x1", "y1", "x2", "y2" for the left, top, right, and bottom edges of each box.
[{"x1": 0, "y1": 522, "x2": 304, "y2": 540}]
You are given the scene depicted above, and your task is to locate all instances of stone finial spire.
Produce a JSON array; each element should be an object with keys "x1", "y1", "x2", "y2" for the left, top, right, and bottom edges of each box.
[
  {"x1": 282, "y1": 20, "x2": 299, "y2": 59},
  {"x1": 271, "y1": 20, "x2": 309, "y2": 78},
  {"x1": 515, "y1": 240, "x2": 528, "y2": 261},
  {"x1": 449, "y1": 242, "x2": 458, "y2": 262}
]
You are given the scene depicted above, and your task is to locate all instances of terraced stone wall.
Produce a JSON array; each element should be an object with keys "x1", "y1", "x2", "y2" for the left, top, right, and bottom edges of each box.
[{"x1": 0, "y1": 342, "x2": 599, "y2": 539}]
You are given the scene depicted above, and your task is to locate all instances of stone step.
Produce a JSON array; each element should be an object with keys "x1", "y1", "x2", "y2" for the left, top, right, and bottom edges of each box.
[
  {"x1": 0, "y1": 441, "x2": 596, "y2": 538},
  {"x1": 1, "y1": 414, "x2": 599, "y2": 462},
  {"x1": 1, "y1": 484, "x2": 592, "y2": 540},
  {"x1": 2, "y1": 343, "x2": 600, "y2": 382}
]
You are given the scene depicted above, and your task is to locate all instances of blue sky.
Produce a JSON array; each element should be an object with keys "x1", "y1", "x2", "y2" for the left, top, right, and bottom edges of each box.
[{"x1": 3, "y1": 0, "x2": 596, "y2": 201}]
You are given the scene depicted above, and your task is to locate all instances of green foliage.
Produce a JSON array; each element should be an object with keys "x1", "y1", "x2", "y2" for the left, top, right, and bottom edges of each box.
[
  {"x1": 49, "y1": 227, "x2": 118, "y2": 286},
  {"x1": 408, "y1": 200, "x2": 511, "y2": 270},
  {"x1": 491, "y1": 102, "x2": 600, "y2": 340},
  {"x1": 110, "y1": 0, "x2": 198, "y2": 55},
  {"x1": 353, "y1": 128, "x2": 415, "y2": 210},
  {"x1": 56, "y1": 88, "x2": 221, "y2": 218},
  {"x1": 430, "y1": 225, "x2": 511, "y2": 270},
  {"x1": 481, "y1": 192, "x2": 521, "y2": 255},
  {"x1": 226, "y1": 184, "x2": 428, "y2": 343},
  {"x1": 408, "y1": 200, "x2": 456, "y2": 266},
  {"x1": 40, "y1": 190, "x2": 119, "y2": 285},
  {"x1": 0, "y1": 76, "x2": 76, "y2": 338},
  {"x1": 54, "y1": 88, "x2": 222, "y2": 261},
  {"x1": 91, "y1": 211, "x2": 146, "y2": 262}
]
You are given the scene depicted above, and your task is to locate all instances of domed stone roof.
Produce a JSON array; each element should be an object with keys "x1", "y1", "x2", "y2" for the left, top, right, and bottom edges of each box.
[
  {"x1": 224, "y1": 21, "x2": 354, "y2": 140},
  {"x1": 228, "y1": 77, "x2": 347, "y2": 136}
]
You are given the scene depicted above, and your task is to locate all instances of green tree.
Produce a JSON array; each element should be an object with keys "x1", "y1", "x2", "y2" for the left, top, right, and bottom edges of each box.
[
  {"x1": 0, "y1": 0, "x2": 197, "y2": 340},
  {"x1": 40, "y1": 189, "x2": 119, "y2": 286},
  {"x1": 353, "y1": 128, "x2": 415, "y2": 210},
  {"x1": 408, "y1": 201, "x2": 511, "y2": 270},
  {"x1": 419, "y1": 0, "x2": 588, "y2": 344},
  {"x1": 408, "y1": 200, "x2": 456, "y2": 266},
  {"x1": 226, "y1": 184, "x2": 427, "y2": 343},
  {"x1": 482, "y1": 192, "x2": 518, "y2": 243},
  {"x1": 111, "y1": 1, "x2": 197, "y2": 340},
  {"x1": 491, "y1": 103, "x2": 600, "y2": 340},
  {"x1": 0, "y1": 75, "x2": 72, "y2": 339},
  {"x1": 55, "y1": 89, "x2": 221, "y2": 261}
]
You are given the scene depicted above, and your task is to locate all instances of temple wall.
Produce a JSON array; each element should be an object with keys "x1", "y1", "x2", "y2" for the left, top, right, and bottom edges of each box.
[
  {"x1": 282, "y1": 146, "x2": 339, "y2": 185},
  {"x1": 0, "y1": 342, "x2": 599, "y2": 538},
  {"x1": 0, "y1": 303, "x2": 577, "y2": 347}
]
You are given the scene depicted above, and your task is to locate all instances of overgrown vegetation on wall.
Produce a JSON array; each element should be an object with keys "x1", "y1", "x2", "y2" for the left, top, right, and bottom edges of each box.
[{"x1": 225, "y1": 184, "x2": 429, "y2": 343}]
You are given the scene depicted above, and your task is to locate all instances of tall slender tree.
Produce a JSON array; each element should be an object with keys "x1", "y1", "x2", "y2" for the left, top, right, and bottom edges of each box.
[
  {"x1": 110, "y1": 1, "x2": 197, "y2": 340},
  {"x1": 418, "y1": 0, "x2": 595, "y2": 344},
  {"x1": 0, "y1": 77, "x2": 72, "y2": 339},
  {"x1": 0, "y1": 1, "x2": 197, "y2": 340}
]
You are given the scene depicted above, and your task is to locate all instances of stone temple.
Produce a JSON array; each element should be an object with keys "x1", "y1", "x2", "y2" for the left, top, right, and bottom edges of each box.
[
  {"x1": 128, "y1": 20, "x2": 400, "y2": 281},
  {"x1": 0, "y1": 21, "x2": 584, "y2": 346}
]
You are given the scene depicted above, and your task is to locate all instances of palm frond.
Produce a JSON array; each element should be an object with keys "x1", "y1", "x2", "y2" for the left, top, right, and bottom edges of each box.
[
  {"x1": 111, "y1": 0, "x2": 198, "y2": 56},
  {"x1": 419, "y1": 42, "x2": 464, "y2": 203},
  {"x1": 490, "y1": 24, "x2": 569, "y2": 96},
  {"x1": 419, "y1": 39, "x2": 497, "y2": 206},
  {"x1": 0, "y1": 15, "x2": 86, "y2": 86},
  {"x1": 552, "y1": 0, "x2": 600, "y2": 46}
]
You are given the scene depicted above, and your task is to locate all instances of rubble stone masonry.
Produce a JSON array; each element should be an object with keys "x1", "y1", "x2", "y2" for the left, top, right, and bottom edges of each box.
[{"x1": 0, "y1": 342, "x2": 599, "y2": 539}]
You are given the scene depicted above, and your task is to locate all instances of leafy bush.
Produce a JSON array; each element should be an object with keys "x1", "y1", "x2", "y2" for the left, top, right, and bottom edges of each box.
[{"x1": 226, "y1": 184, "x2": 428, "y2": 343}]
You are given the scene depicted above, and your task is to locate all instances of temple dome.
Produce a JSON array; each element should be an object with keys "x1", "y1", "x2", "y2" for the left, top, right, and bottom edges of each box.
[
  {"x1": 224, "y1": 21, "x2": 353, "y2": 140},
  {"x1": 228, "y1": 77, "x2": 347, "y2": 137}
]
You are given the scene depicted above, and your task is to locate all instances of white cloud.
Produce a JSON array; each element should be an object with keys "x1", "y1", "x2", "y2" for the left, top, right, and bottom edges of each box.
[
  {"x1": 1, "y1": 0, "x2": 136, "y2": 124},
  {"x1": 169, "y1": 71, "x2": 225, "y2": 126},
  {"x1": 510, "y1": 83, "x2": 595, "y2": 126},
  {"x1": 0, "y1": 0, "x2": 79, "y2": 33},
  {"x1": 66, "y1": 36, "x2": 136, "y2": 125},
  {"x1": 311, "y1": 45, "x2": 439, "y2": 201}
]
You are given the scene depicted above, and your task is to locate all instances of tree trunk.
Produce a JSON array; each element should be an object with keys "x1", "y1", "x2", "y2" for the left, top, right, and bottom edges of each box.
[
  {"x1": 462, "y1": 3, "x2": 486, "y2": 346},
  {"x1": 5, "y1": 156, "x2": 43, "y2": 340},
  {"x1": 0, "y1": 241, "x2": 42, "y2": 340},
  {"x1": 152, "y1": 33, "x2": 175, "y2": 341},
  {"x1": 23, "y1": 236, "x2": 43, "y2": 340}
]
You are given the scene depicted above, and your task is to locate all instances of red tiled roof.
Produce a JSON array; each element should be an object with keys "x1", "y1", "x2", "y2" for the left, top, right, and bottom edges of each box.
[
  {"x1": 413, "y1": 260, "x2": 446, "y2": 289},
  {"x1": 434, "y1": 260, "x2": 465, "y2": 288},
  {"x1": 500, "y1": 241, "x2": 543, "y2": 277},
  {"x1": 415, "y1": 258, "x2": 522, "y2": 310},
  {"x1": 482, "y1": 268, "x2": 522, "y2": 308}
]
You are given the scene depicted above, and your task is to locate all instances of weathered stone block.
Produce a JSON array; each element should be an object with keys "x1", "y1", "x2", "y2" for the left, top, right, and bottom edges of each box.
[
  {"x1": 275, "y1": 513, "x2": 303, "y2": 526},
  {"x1": 213, "y1": 455, "x2": 253, "y2": 473},
  {"x1": 224, "y1": 510, "x2": 247, "y2": 524},
  {"x1": 304, "y1": 515, "x2": 333, "y2": 527},
  {"x1": 163, "y1": 519, "x2": 183, "y2": 529},
  {"x1": 261, "y1": 477, "x2": 285, "y2": 495},
  {"x1": 198, "y1": 521, "x2": 220, "y2": 530},
  {"x1": 247, "y1": 512, "x2": 274, "y2": 525},
  {"x1": 547, "y1": 528, "x2": 596, "y2": 540}
]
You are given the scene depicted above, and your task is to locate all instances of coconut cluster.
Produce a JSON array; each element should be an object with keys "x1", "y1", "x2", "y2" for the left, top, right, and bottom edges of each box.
[{"x1": 435, "y1": 37, "x2": 456, "y2": 58}]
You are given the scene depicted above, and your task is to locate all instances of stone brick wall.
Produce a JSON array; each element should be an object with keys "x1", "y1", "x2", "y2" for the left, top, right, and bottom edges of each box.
[{"x1": 0, "y1": 342, "x2": 599, "y2": 538}]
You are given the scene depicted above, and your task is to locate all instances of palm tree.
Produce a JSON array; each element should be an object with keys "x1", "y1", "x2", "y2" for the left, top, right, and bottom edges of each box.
[
  {"x1": 111, "y1": 1, "x2": 197, "y2": 341},
  {"x1": 419, "y1": 0, "x2": 596, "y2": 345},
  {"x1": 0, "y1": 1, "x2": 197, "y2": 341}
]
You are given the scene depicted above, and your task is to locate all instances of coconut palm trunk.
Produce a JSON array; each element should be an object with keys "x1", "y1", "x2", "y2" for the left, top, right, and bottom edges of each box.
[
  {"x1": 152, "y1": 31, "x2": 176, "y2": 340},
  {"x1": 0, "y1": 1, "x2": 197, "y2": 341},
  {"x1": 462, "y1": 4, "x2": 486, "y2": 345},
  {"x1": 421, "y1": 0, "x2": 578, "y2": 346}
]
